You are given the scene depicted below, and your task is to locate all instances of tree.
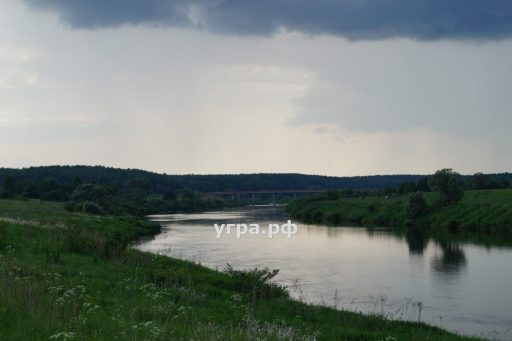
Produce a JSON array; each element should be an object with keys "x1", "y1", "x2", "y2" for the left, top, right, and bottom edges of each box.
[
  {"x1": 21, "y1": 179, "x2": 39, "y2": 198},
  {"x1": 70, "y1": 184, "x2": 108, "y2": 207},
  {"x1": 416, "y1": 177, "x2": 430, "y2": 192},
  {"x1": 1, "y1": 175, "x2": 17, "y2": 197},
  {"x1": 122, "y1": 178, "x2": 150, "y2": 201},
  {"x1": 428, "y1": 169, "x2": 464, "y2": 204},
  {"x1": 472, "y1": 172, "x2": 491, "y2": 190},
  {"x1": 41, "y1": 177, "x2": 59, "y2": 193},
  {"x1": 406, "y1": 192, "x2": 428, "y2": 220},
  {"x1": 398, "y1": 181, "x2": 417, "y2": 195},
  {"x1": 119, "y1": 178, "x2": 151, "y2": 212},
  {"x1": 73, "y1": 175, "x2": 82, "y2": 189},
  {"x1": 163, "y1": 190, "x2": 177, "y2": 201},
  {"x1": 326, "y1": 190, "x2": 341, "y2": 200}
]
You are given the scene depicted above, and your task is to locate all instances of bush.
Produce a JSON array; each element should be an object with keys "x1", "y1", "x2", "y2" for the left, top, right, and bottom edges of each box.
[
  {"x1": 224, "y1": 264, "x2": 288, "y2": 300},
  {"x1": 81, "y1": 201, "x2": 105, "y2": 215},
  {"x1": 64, "y1": 201, "x2": 76, "y2": 211},
  {"x1": 40, "y1": 189, "x2": 69, "y2": 202},
  {"x1": 326, "y1": 190, "x2": 341, "y2": 200},
  {"x1": 406, "y1": 192, "x2": 428, "y2": 220},
  {"x1": 0, "y1": 223, "x2": 6, "y2": 249}
]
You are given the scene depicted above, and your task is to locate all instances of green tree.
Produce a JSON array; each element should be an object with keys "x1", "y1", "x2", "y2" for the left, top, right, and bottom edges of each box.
[
  {"x1": 398, "y1": 181, "x2": 417, "y2": 194},
  {"x1": 21, "y1": 179, "x2": 39, "y2": 198},
  {"x1": 41, "y1": 177, "x2": 59, "y2": 193},
  {"x1": 163, "y1": 190, "x2": 177, "y2": 201},
  {"x1": 416, "y1": 177, "x2": 430, "y2": 192},
  {"x1": 70, "y1": 184, "x2": 108, "y2": 207},
  {"x1": 73, "y1": 175, "x2": 82, "y2": 189},
  {"x1": 472, "y1": 172, "x2": 491, "y2": 189},
  {"x1": 406, "y1": 192, "x2": 428, "y2": 220},
  {"x1": 1, "y1": 175, "x2": 17, "y2": 197},
  {"x1": 428, "y1": 169, "x2": 464, "y2": 204},
  {"x1": 120, "y1": 178, "x2": 151, "y2": 213},
  {"x1": 326, "y1": 190, "x2": 341, "y2": 200}
]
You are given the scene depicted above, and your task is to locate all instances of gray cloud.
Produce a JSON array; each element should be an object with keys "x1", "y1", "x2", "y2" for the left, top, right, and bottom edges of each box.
[{"x1": 24, "y1": 0, "x2": 512, "y2": 40}]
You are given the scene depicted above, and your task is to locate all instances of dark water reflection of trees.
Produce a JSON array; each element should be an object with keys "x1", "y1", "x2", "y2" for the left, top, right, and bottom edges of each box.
[{"x1": 401, "y1": 229, "x2": 467, "y2": 276}]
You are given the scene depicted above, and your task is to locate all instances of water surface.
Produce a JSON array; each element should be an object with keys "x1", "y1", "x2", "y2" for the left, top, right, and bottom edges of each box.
[{"x1": 135, "y1": 207, "x2": 512, "y2": 340}]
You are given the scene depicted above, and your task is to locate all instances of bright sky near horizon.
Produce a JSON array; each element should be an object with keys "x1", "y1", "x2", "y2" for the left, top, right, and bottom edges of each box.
[{"x1": 1, "y1": 1, "x2": 511, "y2": 176}]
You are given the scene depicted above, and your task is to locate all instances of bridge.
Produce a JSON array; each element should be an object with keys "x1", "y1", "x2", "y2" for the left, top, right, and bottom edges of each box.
[{"x1": 205, "y1": 189, "x2": 328, "y2": 206}]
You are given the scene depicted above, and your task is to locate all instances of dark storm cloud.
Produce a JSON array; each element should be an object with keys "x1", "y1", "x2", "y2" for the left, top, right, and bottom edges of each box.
[{"x1": 24, "y1": 0, "x2": 512, "y2": 40}]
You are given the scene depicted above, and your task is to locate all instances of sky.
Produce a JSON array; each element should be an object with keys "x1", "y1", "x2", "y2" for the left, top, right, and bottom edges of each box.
[{"x1": 1, "y1": 0, "x2": 511, "y2": 176}]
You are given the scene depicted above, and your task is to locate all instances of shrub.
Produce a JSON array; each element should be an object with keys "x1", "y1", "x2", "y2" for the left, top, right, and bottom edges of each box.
[
  {"x1": 41, "y1": 189, "x2": 69, "y2": 202},
  {"x1": 81, "y1": 201, "x2": 105, "y2": 215},
  {"x1": 0, "y1": 223, "x2": 6, "y2": 249},
  {"x1": 326, "y1": 190, "x2": 341, "y2": 200},
  {"x1": 64, "y1": 201, "x2": 75, "y2": 211},
  {"x1": 406, "y1": 192, "x2": 428, "y2": 220},
  {"x1": 224, "y1": 264, "x2": 288, "y2": 300}
]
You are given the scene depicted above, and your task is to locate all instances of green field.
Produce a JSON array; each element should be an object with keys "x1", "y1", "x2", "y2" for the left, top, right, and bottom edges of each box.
[
  {"x1": 0, "y1": 199, "x2": 481, "y2": 340},
  {"x1": 287, "y1": 189, "x2": 512, "y2": 237}
]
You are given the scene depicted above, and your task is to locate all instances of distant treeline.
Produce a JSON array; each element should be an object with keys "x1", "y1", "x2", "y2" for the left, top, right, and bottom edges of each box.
[
  {"x1": 0, "y1": 165, "x2": 429, "y2": 194},
  {"x1": 0, "y1": 166, "x2": 510, "y2": 216}
]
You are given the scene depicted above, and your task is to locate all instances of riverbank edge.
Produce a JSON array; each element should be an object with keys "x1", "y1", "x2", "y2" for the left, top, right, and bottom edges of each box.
[
  {"x1": 0, "y1": 199, "x2": 484, "y2": 340},
  {"x1": 286, "y1": 189, "x2": 512, "y2": 243}
]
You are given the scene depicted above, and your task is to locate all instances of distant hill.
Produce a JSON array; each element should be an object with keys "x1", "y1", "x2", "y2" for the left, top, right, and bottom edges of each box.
[{"x1": 0, "y1": 165, "x2": 427, "y2": 193}]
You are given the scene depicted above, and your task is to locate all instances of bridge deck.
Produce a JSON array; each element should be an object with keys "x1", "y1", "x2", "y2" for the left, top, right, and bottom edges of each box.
[{"x1": 206, "y1": 189, "x2": 328, "y2": 195}]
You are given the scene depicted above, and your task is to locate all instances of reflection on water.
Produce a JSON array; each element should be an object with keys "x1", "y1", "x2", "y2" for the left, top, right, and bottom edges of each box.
[
  {"x1": 432, "y1": 241, "x2": 467, "y2": 274},
  {"x1": 135, "y1": 207, "x2": 512, "y2": 340},
  {"x1": 405, "y1": 229, "x2": 429, "y2": 255}
]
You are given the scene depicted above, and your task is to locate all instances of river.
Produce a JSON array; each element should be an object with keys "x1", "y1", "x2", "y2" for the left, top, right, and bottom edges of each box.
[{"x1": 135, "y1": 206, "x2": 512, "y2": 340}]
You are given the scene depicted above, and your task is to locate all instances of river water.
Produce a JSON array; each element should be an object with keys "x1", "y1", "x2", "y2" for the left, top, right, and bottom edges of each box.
[{"x1": 135, "y1": 206, "x2": 512, "y2": 340}]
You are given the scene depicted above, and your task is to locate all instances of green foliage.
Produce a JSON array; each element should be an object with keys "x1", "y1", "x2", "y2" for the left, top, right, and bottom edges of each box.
[
  {"x1": 0, "y1": 165, "x2": 432, "y2": 194},
  {"x1": 72, "y1": 175, "x2": 82, "y2": 189},
  {"x1": 472, "y1": 172, "x2": 491, "y2": 190},
  {"x1": 0, "y1": 223, "x2": 6, "y2": 249},
  {"x1": 428, "y1": 169, "x2": 464, "y2": 204},
  {"x1": 416, "y1": 177, "x2": 430, "y2": 192},
  {"x1": 20, "y1": 179, "x2": 39, "y2": 198},
  {"x1": 70, "y1": 184, "x2": 108, "y2": 206},
  {"x1": 471, "y1": 172, "x2": 510, "y2": 190},
  {"x1": 162, "y1": 190, "x2": 176, "y2": 201},
  {"x1": 398, "y1": 181, "x2": 417, "y2": 195},
  {"x1": 406, "y1": 192, "x2": 428, "y2": 220},
  {"x1": 288, "y1": 189, "x2": 512, "y2": 236},
  {"x1": 40, "y1": 189, "x2": 69, "y2": 202},
  {"x1": 224, "y1": 264, "x2": 288, "y2": 300},
  {"x1": 326, "y1": 189, "x2": 341, "y2": 200},
  {"x1": 80, "y1": 201, "x2": 105, "y2": 215},
  {"x1": 1, "y1": 175, "x2": 16, "y2": 197},
  {"x1": 287, "y1": 195, "x2": 406, "y2": 228}
]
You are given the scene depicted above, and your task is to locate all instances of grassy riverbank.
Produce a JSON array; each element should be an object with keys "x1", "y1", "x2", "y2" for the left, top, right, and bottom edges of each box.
[
  {"x1": 287, "y1": 189, "x2": 512, "y2": 237},
  {"x1": 0, "y1": 199, "x2": 483, "y2": 340}
]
